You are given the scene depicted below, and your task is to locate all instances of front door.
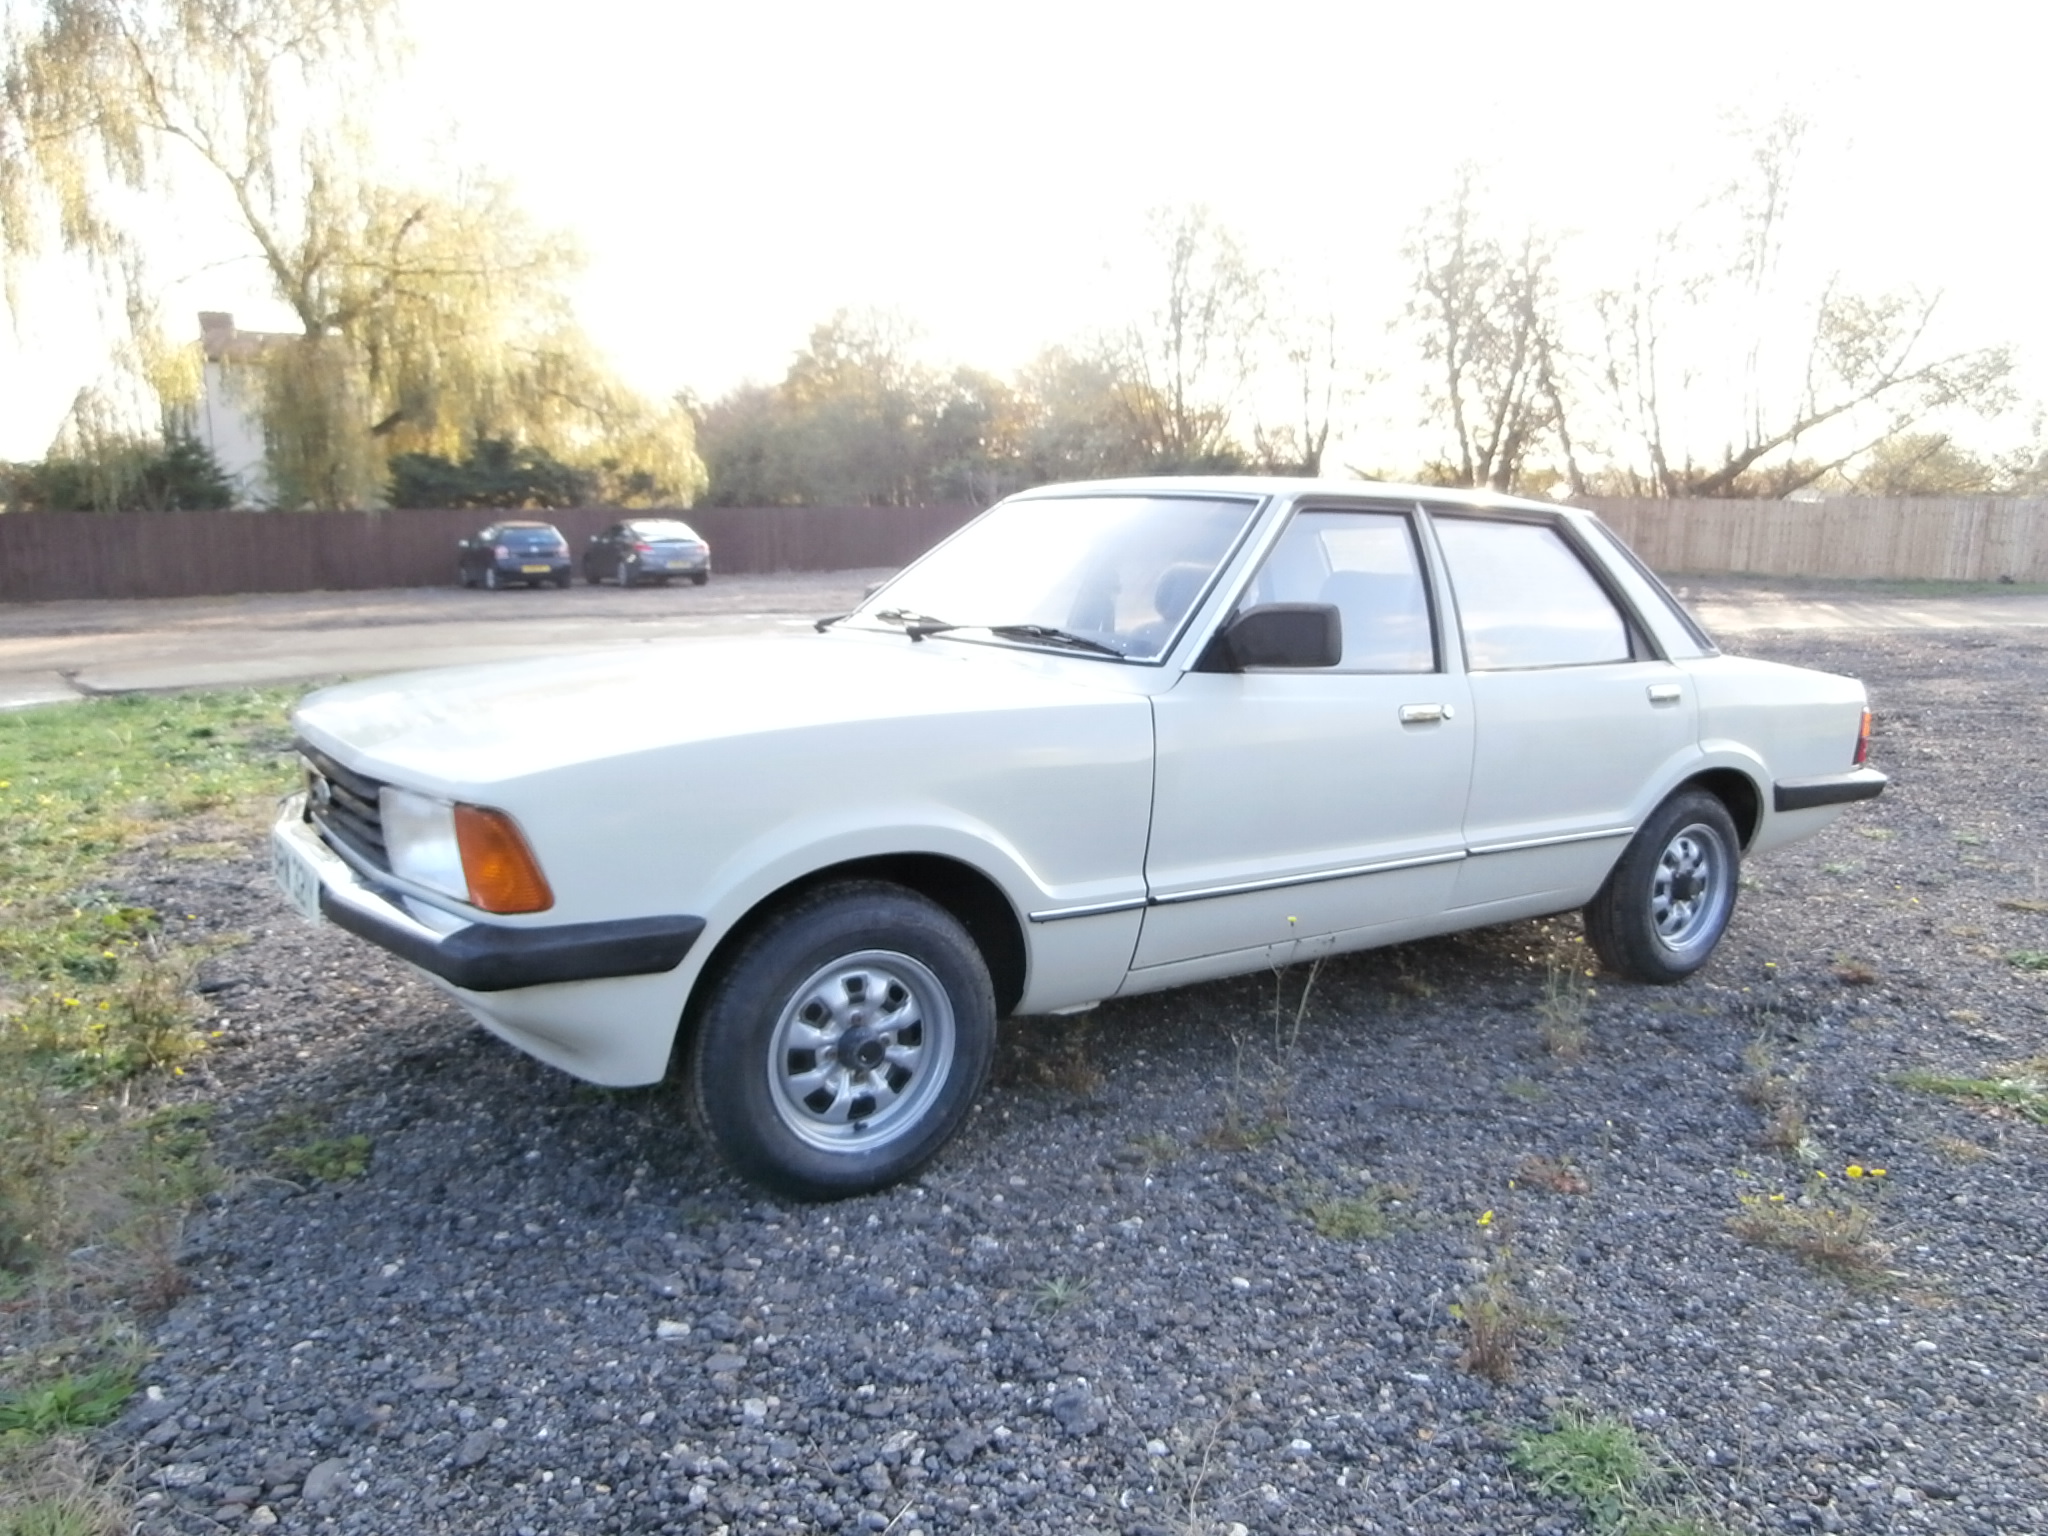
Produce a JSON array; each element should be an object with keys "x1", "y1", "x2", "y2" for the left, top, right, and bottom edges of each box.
[{"x1": 1135, "y1": 507, "x2": 1475, "y2": 976}]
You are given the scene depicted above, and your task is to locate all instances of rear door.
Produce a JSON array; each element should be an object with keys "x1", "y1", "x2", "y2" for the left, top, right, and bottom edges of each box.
[{"x1": 1430, "y1": 513, "x2": 1699, "y2": 913}]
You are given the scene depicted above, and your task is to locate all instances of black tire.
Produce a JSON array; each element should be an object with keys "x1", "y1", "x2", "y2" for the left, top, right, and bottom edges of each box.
[
  {"x1": 618, "y1": 562, "x2": 636, "y2": 589},
  {"x1": 553, "y1": 572, "x2": 571, "y2": 589},
  {"x1": 456, "y1": 561, "x2": 471, "y2": 589},
  {"x1": 483, "y1": 566, "x2": 501, "y2": 591},
  {"x1": 689, "y1": 881, "x2": 997, "y2": 1200},
  {"x1": 1584, "y1": 788, "x2": 1740, "y2": 983},
  {"x1": 691, "y1": 571, "x2": 710, "y2": 587}
]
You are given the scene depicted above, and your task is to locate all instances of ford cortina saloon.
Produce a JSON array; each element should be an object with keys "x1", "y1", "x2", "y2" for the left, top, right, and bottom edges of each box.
[{"x1": 273, "y1": 477, "x2": 1885, "y2": 1197}]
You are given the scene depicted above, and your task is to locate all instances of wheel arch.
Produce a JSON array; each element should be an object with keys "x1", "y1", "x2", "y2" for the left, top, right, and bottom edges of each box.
[
  {"x1": 1683, "y1": 767, "x2": 1763, "y2": 850},
  {"x1": 675, "y1": 853, "x2": 1028, "y2": 1064}
]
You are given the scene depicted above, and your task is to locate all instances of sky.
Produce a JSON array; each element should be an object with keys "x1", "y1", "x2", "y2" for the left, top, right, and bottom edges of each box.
[{"x1": 4, "y1": 0, "x2": 2046, "y2": 467}]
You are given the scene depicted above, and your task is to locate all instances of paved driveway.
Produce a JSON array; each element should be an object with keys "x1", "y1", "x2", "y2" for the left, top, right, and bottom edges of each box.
[{"x1": 3, "y1": 572, "x2": 2046, "y2": 710}]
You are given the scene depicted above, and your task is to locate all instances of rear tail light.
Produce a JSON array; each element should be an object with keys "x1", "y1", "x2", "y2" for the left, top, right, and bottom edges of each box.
[
  {"x1": 1853, "y1": 708, "x2": 1872, "y2": 767},
  {"x1": 633, "y1": 542, "x2": 653, "y2": 553}
]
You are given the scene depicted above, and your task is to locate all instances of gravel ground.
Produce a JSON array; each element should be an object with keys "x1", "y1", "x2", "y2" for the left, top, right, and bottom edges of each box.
[{"x1": 107, "y1": 623, "x2": 2047, "y2": 1536}]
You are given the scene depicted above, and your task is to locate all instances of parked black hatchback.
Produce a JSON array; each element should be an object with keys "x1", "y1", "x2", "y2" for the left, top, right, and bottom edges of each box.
[
  {"x1": 457, "y1": 522, "x2": 573, "y2": 589},
  {"x1": 583, "y1": 519, "x2": 712, "y2": 587}
]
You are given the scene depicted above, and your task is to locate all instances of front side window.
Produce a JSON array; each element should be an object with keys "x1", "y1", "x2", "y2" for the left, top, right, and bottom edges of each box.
[
  {"x1": 1237, "y1": 509, "x2": 1435, "y2": 672},
  {"x1": 852, "y1": 494, "x2": 1260, "y2": 661},
  {"x1": 1433, "y1": 517, "x2": 1630, "y2": 669}
]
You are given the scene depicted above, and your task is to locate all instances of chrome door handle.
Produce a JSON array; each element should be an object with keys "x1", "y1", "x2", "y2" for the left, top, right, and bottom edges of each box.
[
  {"x1": 1647, "y1": 684, "x2": 1681, "y2": 704},
  {"x1": 1400, "y1": 703, "x2": 1453, "y2": 723}
]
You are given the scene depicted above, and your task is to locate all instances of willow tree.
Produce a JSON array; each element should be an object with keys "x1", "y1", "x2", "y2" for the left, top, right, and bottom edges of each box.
[{"x1": 6, "y1": 1, "x2": 701, "y2": 507}]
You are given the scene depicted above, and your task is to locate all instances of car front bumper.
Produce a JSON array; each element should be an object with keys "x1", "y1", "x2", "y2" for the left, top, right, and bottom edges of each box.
[{"x1": 270, "y1": 795, "x2": 703, "y2": 992}]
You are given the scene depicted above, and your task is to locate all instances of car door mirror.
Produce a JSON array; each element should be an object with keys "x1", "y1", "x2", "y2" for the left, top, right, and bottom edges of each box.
[{"x1": 1197, "y1": 603, "x2": 1342, "y2": 671}]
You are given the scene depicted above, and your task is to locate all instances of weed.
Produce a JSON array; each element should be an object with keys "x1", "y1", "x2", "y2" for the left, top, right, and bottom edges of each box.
[
  {"x1": 1897, "y1": 1058, "x2": 2048, "y2": 1125},
  {"x1": 1996, "y1": 897, "x2": 2048, "y2": 914},
  {"x1": 1510, "y1": 1407, "x2": 1721, "y2": 1534},
  {"x1": 1739, "y1": 1039, "x2": 1811, "y2": 1155},
  {"x1": 1125, "y1": 1132, "x2": 1180, "y2": 1169},
  {"x1": 1536, "y1": 953, "x2": 1595, "y2": 1058},
  {"x1": 1503, "y1": 1076, "x2": 1551, "y2": 1103},
  {"x1": 1818, "y1": 860, "x2": 1863, "y2": 876},
  {"x1": 0, "y1": 1439, "x2": 128, "y2": 1536},
  {"x1": 1300, "y1": 1182, "x2": 1406, "y2": 1240},
  {"x1": 1953, "y1": 830, "x2": 1989, "y2": 847},
  {"x1": 1829, "y1": 956, "x2": 1879, "y2": 986},
  {"x1": 2008, "y1": 951, "x2": 2048, "y2": 972},
  {"x1": 0, "y1": 1368, "x2": 135, "y2": 1442},
  {"x1": 1730, "y1": 1169, "x2": 1888, "y2": 1279},
  {"x1": 1856, "y1": 826, "x2": 1896, "y2": 841},
  {"x1": 274, "y1": 1134, "x2": 372, "y2": 1184},
  {"x1": 1208, "y1": 958, "x2": 1323, "y2": 1150},
  {"x1": 1516, "y1": 1154, "x2": 1590, "y2": 1195},
  {"x1": 1452, "y1": 1245, "x2": 1529, "y2": 1384},
  {"x1": 1032, "y1": 1275, "x2": 1093, "y2": 1314},
  {"x1": 1932, "y1": 1134, "x2": 1991, "y2": 1163}
]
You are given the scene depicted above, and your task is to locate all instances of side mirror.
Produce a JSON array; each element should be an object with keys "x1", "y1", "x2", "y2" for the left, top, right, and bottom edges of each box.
[{"x1": 1196, "y1": 603, "x2": 1342, "y2": 671}]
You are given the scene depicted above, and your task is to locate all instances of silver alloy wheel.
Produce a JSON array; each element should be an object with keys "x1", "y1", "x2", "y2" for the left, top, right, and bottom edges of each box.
[
  {"x1": 765, "y1": 949, "x2": 957, "y2": 1153},
  {"x1": 1650, "y1": 820, "x2": 1731, "y2": 951}
]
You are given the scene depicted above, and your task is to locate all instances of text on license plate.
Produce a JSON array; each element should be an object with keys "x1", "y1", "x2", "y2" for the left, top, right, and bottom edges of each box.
[
  {"x1": 520, "y1": 564, "x2": 551, "y2": 573},
  {"x1": 270, "y1": 828, "x2": 325, "y2": 923}
]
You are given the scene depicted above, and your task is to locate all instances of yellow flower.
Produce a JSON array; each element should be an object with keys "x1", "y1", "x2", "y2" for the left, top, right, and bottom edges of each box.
[
  {"x1": 1870, "y1": 1168, "x2": 1887, "y2": 1178},
  {"x1": 1814, "y1": 1170, "x2": 1828, "y2": 1180},
  {"x1": 1477, "y1": 1210, "x2": 1494, "y2": 1227},
  {"x1": 1769, "y1": 1192, "x2": 1787, "y2": 1202},
  {"x1": 1846, "y1": 1165, "x2": 1864, "y2": 1179}
]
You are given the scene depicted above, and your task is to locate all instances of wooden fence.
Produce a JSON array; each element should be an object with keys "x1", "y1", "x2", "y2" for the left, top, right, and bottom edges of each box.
[
  {"x1": 1582, "y1": 496, "x2": 2048, "y2": 584},
  {"x1": 2, "y1": 495, "x2": 2044, "y2": 604},
  {"x1": 0, "y1": 503, "x2": 980, "y2": 603}
]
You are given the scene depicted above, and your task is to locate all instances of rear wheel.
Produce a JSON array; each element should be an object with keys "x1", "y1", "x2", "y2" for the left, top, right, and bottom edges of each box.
[
  {"x1": 691, "y1": 571, "x2": 710, "y2": 587},
  {"x1": 553, "y1": 571, "x2": 571, "y2": 588},
  {"x1": 456, "y1": 562, "x2": 471, "y2": 588},
  {"x1": 689, "y1": 881, "x2": 996, "y2": 1200},
  {"x1": 1584, "y1": 789, "x2": 1740, "y2": 983},
  {"x1": 618, "y1": 562, "x2": 636, "y2": 588}
]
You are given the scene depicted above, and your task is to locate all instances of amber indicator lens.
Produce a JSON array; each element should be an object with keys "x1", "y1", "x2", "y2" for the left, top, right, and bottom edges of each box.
[
  {"x1": 453, "y1": 805, "x2": 555, "y2": 913},
  {"x1": 1853, "y1": 708, "x2": 1872, "y2": 767}
]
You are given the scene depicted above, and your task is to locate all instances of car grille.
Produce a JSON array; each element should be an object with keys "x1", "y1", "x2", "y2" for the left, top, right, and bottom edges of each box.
[{"x1": 298, "y1": 743, "x2": 390, "y2": 872}]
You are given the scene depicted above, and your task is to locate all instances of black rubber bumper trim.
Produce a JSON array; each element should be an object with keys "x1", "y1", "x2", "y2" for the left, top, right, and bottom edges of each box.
[
  {"x1": 319, "y1": 893, "x2": 704, "y2": 992},
  {"x1": 1773, "y1": 768, "x2": 1889, "y2": 813}
]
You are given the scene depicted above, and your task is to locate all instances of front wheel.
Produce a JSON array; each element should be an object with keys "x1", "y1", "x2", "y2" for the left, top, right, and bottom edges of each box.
[
  {"x1": 690, "y1": 571, "x2": 709, "y2": 587},
  {"x1": 1584, "y1": 789, "x2": 1740, "y2": 983},
  {"x1": 688, "y1": 881, "x2": 996, "y2": 1199},
  {"x1": 483, "y1": 566, "x2": 501, "y2": 591}
]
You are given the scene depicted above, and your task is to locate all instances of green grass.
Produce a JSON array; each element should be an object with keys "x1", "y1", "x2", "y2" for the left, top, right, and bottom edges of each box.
[
  {"x1": 1897, "y1": 1058, "x2": 2048, "y2": 1125},
  {"x1": 0, "y1": 691, "x2": 295, "y2": 1474},
  {"x1": 1300, "y1": 1182, "x2": 1404, "y2": 1240},
  {"x1": 1511, "y1": 1407, "x2": 1724, "y2": 1535},
  {"x1": 0, "y1": 1368, "x2": 135, "y2": 1441}
]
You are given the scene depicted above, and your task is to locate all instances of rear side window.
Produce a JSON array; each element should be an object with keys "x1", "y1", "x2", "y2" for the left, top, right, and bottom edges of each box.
[
  {"x1": 1434, "y1": 518, "x2": 1629, "y2": 670},
  {"x1": 1240, "y1": 509, "x2": 1434, "y2": 672}
]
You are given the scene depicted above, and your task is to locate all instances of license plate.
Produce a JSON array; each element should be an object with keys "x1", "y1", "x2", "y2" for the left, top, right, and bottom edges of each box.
[
  {"x1": 270, "y1": 825, "x2": 325, "y2": 923},
  {"x1": 520, "y1": 564, "x2": 551, "y2": 574}
]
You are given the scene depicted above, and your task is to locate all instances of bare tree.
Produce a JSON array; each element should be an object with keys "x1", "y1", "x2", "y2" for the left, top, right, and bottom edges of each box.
[
  {"x1": 1113, "y1": 205, "x2": 1266, "y2": 469},
  {"x1": 1406, "y1": 165, "x2": 1573, "y2": 492},
  {"x1": 1596, "y1": 114, "x2": 2014, "y2": 497}
]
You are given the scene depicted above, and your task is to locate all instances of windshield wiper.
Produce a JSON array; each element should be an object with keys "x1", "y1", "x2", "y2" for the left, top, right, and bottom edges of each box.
[{"x1": 984, "y1": 624, "x2": 1125, "y2": 657}]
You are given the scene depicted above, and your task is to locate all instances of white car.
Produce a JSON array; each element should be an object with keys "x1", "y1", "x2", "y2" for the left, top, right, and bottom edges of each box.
[{"x1": 272, "y1": 478, "x2": 1885, "y2": 1197}]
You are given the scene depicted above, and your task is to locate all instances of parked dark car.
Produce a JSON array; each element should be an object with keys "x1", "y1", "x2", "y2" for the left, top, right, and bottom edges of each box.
[
  {"x1": 457, "y1": 522, "x2": 573, "y2": 589},
  {"x1": 583, "y1": 519, "x2": 712, "y2": 587}
]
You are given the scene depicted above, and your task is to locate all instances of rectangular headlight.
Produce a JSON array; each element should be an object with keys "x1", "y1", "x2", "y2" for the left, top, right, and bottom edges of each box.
[{"x1": 381, "y1": 787, "x2": 466, "y2": 901}]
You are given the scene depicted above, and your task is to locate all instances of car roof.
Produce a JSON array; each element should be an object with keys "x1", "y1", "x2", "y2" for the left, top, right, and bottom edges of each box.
[{"x1": 1003, "y1": 475, "x2": 1569, "y2": 518}]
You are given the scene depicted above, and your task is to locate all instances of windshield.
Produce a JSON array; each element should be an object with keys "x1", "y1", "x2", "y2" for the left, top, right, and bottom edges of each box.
[
  {"x1": 629, "y1": 521, "x2": 700, "y2": 542},
  {"x1": 851, "y1": 493, "x2": 1260, "y2": 661}
]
